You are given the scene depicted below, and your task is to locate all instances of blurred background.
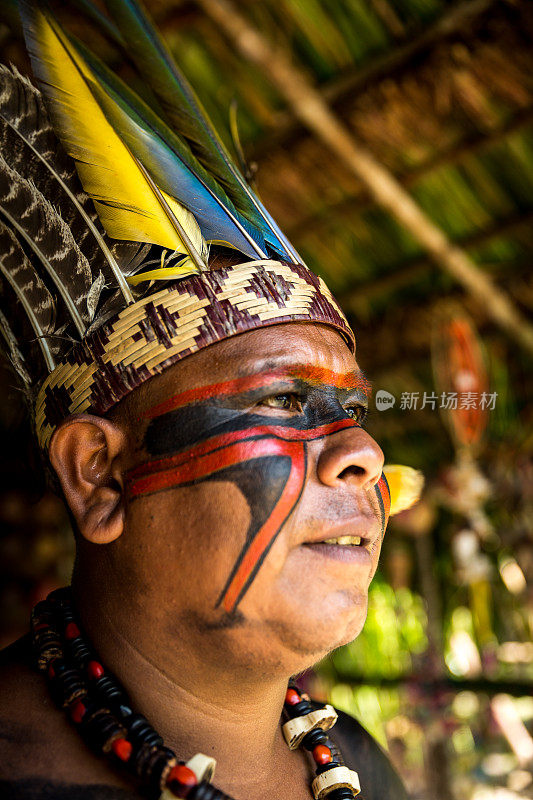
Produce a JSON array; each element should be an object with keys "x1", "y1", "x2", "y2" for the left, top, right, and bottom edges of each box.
[{"x1": 0, "y1": 0, "x2": 532, "y2": 797}]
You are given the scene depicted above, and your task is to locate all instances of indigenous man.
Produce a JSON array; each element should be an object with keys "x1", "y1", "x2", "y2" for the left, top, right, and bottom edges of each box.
[{"x1": 0, "y1": 2, "x2": 415, "y2": 798}]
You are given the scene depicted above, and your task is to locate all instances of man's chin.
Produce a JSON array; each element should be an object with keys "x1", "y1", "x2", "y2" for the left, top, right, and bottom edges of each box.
[
  {"x1": 261, "y1": 596, "x2": 369, "y2": 668},
  {"x1": 318, "y1": 605, "x2": 369, "y2": 653}
]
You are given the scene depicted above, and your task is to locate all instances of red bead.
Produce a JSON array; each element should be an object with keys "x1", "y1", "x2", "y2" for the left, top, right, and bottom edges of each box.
[
  {"x1": 167, "y1": 764, "x2": 198, "y2": 797},
  {"x1": 87, "y1": 660, "x2": 104, "y2": 679},
  {"x1": 285, "y1": 688, "x2": 301, "y2": 706},
  {"x1": 47, "y1": 660, "x2": 58, "y2": 679},
  {"x1": 313, "y1": 744, "x2": 332, "y2": 765},
  {"x1": 111, "y1": 737, "x2": 132, "y2": 762},
  {"x1": 70, "y1": 700, "x2": 87, "y2": 724},
  {"x1": 64, "y1": 622, "x2": 81, "y2": 640},
  {"x1": 33, "y1": 622, "x2": 49, "y2": 632}
]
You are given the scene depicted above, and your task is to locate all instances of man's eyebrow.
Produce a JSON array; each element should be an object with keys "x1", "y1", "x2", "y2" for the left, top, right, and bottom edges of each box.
[
  {"x1": 287, "y1": 365, "x2": 372, "y2": 394},
  {"x1": 142, "y1": 366, "x2": 371, "y2": 419},
  {"x1": 268, "y1": 365, "x2": 372, "y2": 399},
  {"x1": 239, "y1": 360, "x2": 370, "y2": 389}
]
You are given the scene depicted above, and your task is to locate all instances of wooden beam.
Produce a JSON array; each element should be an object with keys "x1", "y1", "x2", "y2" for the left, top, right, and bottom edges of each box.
[
  {"x1": 198, "y1": 0, "x2": 533, "y2": 355},
  {"x1": 288, "y1": 106, "x2": 533, "y2": 240}
]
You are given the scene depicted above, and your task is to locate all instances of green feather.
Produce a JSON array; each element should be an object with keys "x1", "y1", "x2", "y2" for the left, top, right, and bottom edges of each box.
[
  {"x1": 72, "y1": 33, "x2": 269, "y2": 258},
  {"x1": 102, "y1": 0, "x2": 300, "y2": 262}
]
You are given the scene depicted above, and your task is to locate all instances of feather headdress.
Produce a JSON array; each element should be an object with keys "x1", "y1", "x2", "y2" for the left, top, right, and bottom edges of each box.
[
  {"x1": 0, "y1": 0, "x2": 353, "y2": 451},
  {"x1": 0, "y1": 0, "x2": 421, "y2": 516}
]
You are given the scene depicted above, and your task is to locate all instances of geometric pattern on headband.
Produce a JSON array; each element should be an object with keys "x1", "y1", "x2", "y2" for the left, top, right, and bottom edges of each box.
[{"x1": 35, "y1": 260, "x2": 354, "y2": 450}]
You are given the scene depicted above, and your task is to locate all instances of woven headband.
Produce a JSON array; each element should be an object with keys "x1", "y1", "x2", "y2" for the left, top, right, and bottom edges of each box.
[{"x1": 35, "y1": 260, "x2": 354, "y2": 450}]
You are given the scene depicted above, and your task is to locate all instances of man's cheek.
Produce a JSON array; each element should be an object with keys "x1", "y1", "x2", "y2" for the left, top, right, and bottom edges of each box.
[
  {"x1": 124, "y1": 437, "x2": 305, "y2": 614},
  {"x1": 213, "y1": 443, "x2": 305, "y2": 614},
  {"x1": 128, "y1": 481, "x2": 252, "y2": 602}
]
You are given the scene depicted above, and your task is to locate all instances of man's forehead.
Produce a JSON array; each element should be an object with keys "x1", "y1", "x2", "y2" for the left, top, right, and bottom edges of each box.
[
  {"x1": 230, "y1": 323, "x2": 356, "y2": 370},
  {"x1": 230, "y1": 325, "x2": 364, "y2": 389}
]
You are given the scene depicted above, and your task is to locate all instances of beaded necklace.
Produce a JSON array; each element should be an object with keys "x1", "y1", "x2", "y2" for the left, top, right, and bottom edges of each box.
[{"x1": 30, "y1": 588, "x2": 361, "y2": 800}]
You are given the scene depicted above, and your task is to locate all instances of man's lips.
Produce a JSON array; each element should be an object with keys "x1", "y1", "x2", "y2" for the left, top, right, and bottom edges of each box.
[{"x1": 299, "y1": 516, "x2": 381, "y2": 552}]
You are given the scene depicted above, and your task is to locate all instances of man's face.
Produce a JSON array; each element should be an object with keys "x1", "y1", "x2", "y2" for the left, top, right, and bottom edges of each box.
[{"x1": 114, "y1": 323, "x2": 387, "y2": 672}]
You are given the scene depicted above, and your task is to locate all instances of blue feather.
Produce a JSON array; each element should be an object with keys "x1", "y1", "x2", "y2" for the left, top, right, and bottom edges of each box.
[
  {"x1": 101, "y1": 0, "x2": 300, "y2": 262},
  {"x1": 72, "y1": 35, "x2": 270, "y2": 259}
]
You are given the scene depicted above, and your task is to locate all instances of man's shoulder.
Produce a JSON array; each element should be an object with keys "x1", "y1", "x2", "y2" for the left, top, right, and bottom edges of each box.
[
  {"x1": 329, "y1": 705, "x2": 409, "y2": 800},
  {"x1": 0, "y1": 638, "x2": 138, "y2": 799},
  {"x1": 0, "y1": 636, "x2": 51, "y2": 762}
]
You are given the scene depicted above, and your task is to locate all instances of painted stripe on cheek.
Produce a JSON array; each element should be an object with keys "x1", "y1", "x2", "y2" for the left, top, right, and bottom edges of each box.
[
  {"x1": 217, "y1": 442, "x2": 306, "y2": 613},
  {"x1": 375, "y1": 473, "x2": 391, "y2": 537},
  {"x1": 126, "y1": 418, "x2": 355, "y2": 490},
  {"x1": 126, "y1": 436, "x2": 307, "y2": 615},
  {"x1": 126, "y1": 418, "x2": 365, "y2": 614}
]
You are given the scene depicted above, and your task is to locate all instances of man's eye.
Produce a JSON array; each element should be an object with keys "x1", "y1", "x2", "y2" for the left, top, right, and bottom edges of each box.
[
  {"x1": 259, "y1": 393, "x2": 303, "y2": 412},
  {"x1": 345, "y1": 405, "x2": 367, "y2": 424}
]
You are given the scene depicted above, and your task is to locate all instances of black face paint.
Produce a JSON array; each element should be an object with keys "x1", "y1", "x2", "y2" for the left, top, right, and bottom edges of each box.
[
  {"x1": 125, "y1": 370, "x2": 388, "y2": 613},
  {"x1": 144, "y1": 380, "x2": 363, "y2": 456}
]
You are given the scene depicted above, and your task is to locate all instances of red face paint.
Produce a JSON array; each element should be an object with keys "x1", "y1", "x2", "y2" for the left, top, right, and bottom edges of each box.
[
  {"x1": 126, "y1": 370, "x2": 381, "y2": 614},
  {"x1": 142, "y1": 367, "x2": 371, "y2": 420}
]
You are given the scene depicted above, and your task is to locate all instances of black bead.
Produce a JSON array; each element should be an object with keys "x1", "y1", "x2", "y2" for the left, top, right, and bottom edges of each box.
[
  {"x1": 34, "y1": 630, "x2": 62, "y2": 650},
  {"x1": 125, "y1": 713, "x2": 163, "y2": 750},
  {"x1": 60, "y1": 608, "x2": 76, "y2": 628},
  {"x1": 189, "y1": 781, "x2": 235, "y2": 800},
  {"x1": 135, "y1": 743, "x2": 176, "y2": 791},
  {"x1": 80, "y1": 707, "x2": 125, "y2": 753},
  {"x1": 148, "y1": 748, "x2": 177, "y2": 794},
  {"x1": 284, "y1": 699, "x2": 314, "y2": 719},
  {"x1": 50, "y1": 665, "x2": 87, "y2": 707},
  {"x1": 302, "y1": 728, "x2": 329, "y2": 750},
  {"x1": 34, "y1": 627, "x2": 60, "y2": 645},
  {"x1": 134, "y1": 742, "x2": 156, "y2": 778},
  {"x1": 31, "y1": 599, "x2": 63, "y2": 669},
  {"x1": 327, "y1": 738, "x2": 345, "y2": 766},
  {"x1": 93, "y1": 674, "x2": 128, "y2": 708},
  {"x1": 326, "y1": 789, "x2": 355, "y2": 799},
  {"x1": 31, "y1": 600, "x2": 54, "y2": 621},
  {"x1": 67, "y1": 637, "x2": 92, "y2": 668}
]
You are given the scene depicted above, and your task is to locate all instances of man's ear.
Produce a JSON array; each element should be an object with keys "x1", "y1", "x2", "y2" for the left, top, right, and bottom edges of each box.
[{"x1": 48, "y1": 414, "x2": 127, "y2": 544}]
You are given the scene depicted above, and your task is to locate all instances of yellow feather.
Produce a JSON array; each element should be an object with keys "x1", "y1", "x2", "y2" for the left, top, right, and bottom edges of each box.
[
  {"x1": 33, "y1": 10, "x2": 206, "y2": 262},
  {"x1": 127, "y1": 262, "x2": 197, "y2": 286},
  {"x1": 383, "y1": 464, "x2": 424, "y2": 516}
]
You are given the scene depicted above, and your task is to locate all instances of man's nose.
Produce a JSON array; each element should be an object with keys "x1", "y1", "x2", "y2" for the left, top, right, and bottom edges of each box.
[{"x1": 316, "y1": 426, "x2": 384, "y2": 490}]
